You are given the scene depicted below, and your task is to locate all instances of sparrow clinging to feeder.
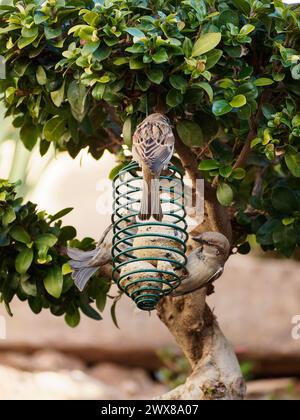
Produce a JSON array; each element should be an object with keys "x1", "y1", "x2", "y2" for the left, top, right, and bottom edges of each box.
[
  {"x1": 132, "y1": 113, "x2": 175, "y2": 221},
  {"x1": 67, "y1": 224, "x2": 113, "y2": 292},
  {"x1": 67, "y1": 212, "x2": 137, "y2": 291},
  {"x1": 172, "y1": 232, "x2": 230, "y2": 296}
]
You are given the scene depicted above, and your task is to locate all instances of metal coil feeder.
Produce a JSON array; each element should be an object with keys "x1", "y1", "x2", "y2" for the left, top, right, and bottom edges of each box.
[{"x1": 112, "y1": 162, "x2": 188, "y2": 311}]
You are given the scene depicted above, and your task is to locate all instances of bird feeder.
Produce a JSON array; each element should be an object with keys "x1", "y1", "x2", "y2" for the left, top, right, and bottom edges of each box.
[{"x1": 112, "y1": 162, "x2": 188, "y2": 311}]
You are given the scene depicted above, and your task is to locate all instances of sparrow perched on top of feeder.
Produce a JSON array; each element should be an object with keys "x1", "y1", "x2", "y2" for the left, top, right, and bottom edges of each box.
[
  {"x1": 172, "y1": 232, "x2": 230, "y2": 296},
  {"x1": 132, "y1": 113, "x2": 175, "y2": 222}
]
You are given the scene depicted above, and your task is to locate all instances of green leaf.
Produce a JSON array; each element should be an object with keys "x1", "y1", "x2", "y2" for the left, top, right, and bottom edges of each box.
[
  {"x1": 229, "y1": 94, "x2": 247, "y2": 108},
  {"x1": 98, "y1": 75, "x2": 110, "y2": 84},
  {"x1": 176, "y1": 121, "x2": 204, "y2": 147},
  {"x1": 49, "y1": 207, "x2": 73, "y2": 222},
  {"x1": 273, "y1": 225, "x2": 297, "y2": 257},
  {"x1": 59, "y1": 226, "x2": 76, "y2": 242},
  {"x1": 92, "y1": 83, "x2": 106, "y2": 100},
  {"x1": 122, "y1": 117, "x2": 132, "y2": 147},
  {"x1": 199, "y1": 159, "x2": 220, "y2": 171},
  {"x1": 44, "y1": 26, "x2": 61, "y2": 40},
  {"x1": 169, "y1": 75, "x2": 188, "y2": 92},
  {"x1": 15, "y1": 248, "x2": 33, "y2": 274},
  {"x1": 212, "y1": 100, "x2": 232, "y2": 116},
  {"x1": 35, "y1": 233, "x2": 58, "y2": 248},
  {"x1": 231, "y1": 0, "x2": 251, "y2": 14},
  {"x1": 50, "y1": 82, "x2": 65, "y2": 107},
  {"x1": 292, "y1": 114, "x2": 300, "y2": 127},
  {"x1": 10, "y1": 226, "x2": 31, "y2": 244},
  {"x1": 96, "y1": 291, "x2": 107, "y2": 313},
  {"x1": 166, "y1": 89, "x2": 183, "y2": 108},
  {"x1": 44, "y1": 265, "x2": 63, "y2": 299},
  {"x1": 265, "y1": 143, "x2": 275, "y2": 161},
  {"x1": 231, "y1": 168, "x2": 246, "y2": 180},
  {"x1": 240, "y1": 24, "x2": 255, "y2": 36},
  {"x1": 2, "y1": 207, "x2": 16, "y2": 226},
  {"x1": 192, "y1": 32, "x2": 222, "y2": 57},
  {"x1": 285, "y1": 146, "x2": 300, "y2": 177},
  {"x1": 152, "y1": 49, "x2": 169, "y2": 64},
  {"x1": 217, "y1": 183, "x2": 234, "y2": 206},
  {"x1": 193, "y1": 82, "x2": 214, "y2": 102},
  {"x1": 218, "y1": 10, "x2": 239, "y2": 27},
  {"x1": 109, "y1": 163, "x2": 127, "y2": 181},
  {"x1": 36, "y1": 66, "x2": 47, "y2": 85},
  {"x1": 80, "y1": 302, "x2": 102, "y2": 320},
  {"x1": 146, "y1": 68, "x2": 164, "y2": 84},
  {"x1": 205, "y1": 49, "x2": 223, "y2": 70},
  {"x1": 113, "y1": 57, "x2": 129, "y2": 65},
  {"x1": 67, "y1": 81, "x2": 87, "y2": 122},
  {"x1": 262, "y1": 104, "x2": 276, "y2": 119},
  {"x1": 254, "y1": 78, "x2": 274, "y2": 87},
  {"x1": 219, "y1": 166, "x2": 233, "y2": 178},
  {"x1": 291, "y1": 64, "x2": 300, "y2": 80},
  {"x1": 111, "y1": 300, "x2": 120, "y2": 329},
  {"x1": 272, "y1": 187, "x2": 298, "y2": 214},
  {"x1": 21, "y1": 276, "x2": 37, "y2": 297},
  {"x1": 182, "y1": 37, "x2": 193, "y2": 57},
  {"x1": 257, "y1": 219, "x2": 281, "y2": 246},
  {"x1": 65, "y1": 307, "x2": 80, "y2": 328},
  {"x1": 62, "y1": 262, "x2": 73, "y2": 276},
  {"x1": 225, "y1": 45, "x2": 242, "y2": 58},
  {"x1": 20, "y1": 122, "x2": 39, "y2": 151},
  {"x1": 18, "y1": 34, "x2": 38, "y2": 49},
  {"x1": 125, "y1": 28, "x2": 145, "y2": 38},
  {"x1": 129, "y1": 57, "x2": 144, "y2": 69},
  {"x1": 43, "y1": 116, "x2": 68, "y2": 142}
]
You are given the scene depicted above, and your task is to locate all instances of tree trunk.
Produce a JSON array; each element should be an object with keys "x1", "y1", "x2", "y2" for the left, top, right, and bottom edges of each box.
[{"x1": 155, "y1": 288, "x2": 246, "y2": 400}]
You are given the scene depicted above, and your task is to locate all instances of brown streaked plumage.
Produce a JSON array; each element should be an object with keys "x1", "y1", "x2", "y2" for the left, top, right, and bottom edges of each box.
[
  {"x1": 172, "y1": 232, "x2": 230, "y2": 296},
  {"x1": 132, "y1": 113, "x2": 175, "y2": 221}
]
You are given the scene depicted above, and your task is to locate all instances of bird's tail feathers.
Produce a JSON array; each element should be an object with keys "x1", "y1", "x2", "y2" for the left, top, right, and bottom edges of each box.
[
  {"x1": 139, "y1": 171, "x2": 152, "y2": 221},
  {"x1": 151, "y1": 176, "x2": 162, "y2": 221},
  {"x1": 67, "y1": 247, "x2": 99, "y2": 291},
  {"x1": 139, "y1": 169, "x2": 162, "y2": 221}
]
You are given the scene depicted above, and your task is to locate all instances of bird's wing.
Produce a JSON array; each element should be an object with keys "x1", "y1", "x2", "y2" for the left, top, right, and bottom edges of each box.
[
  {"x1": 206, "y1": 266, "x2": 224, "y2": 285},
  {"x1": 133, "y1": 122, "x2": 174, "y2": 174}
]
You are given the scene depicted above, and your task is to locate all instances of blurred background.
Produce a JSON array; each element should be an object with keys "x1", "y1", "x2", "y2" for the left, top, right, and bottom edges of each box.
[{"x1": 1, "y1": 102, "x2": 300, "y2": 400}]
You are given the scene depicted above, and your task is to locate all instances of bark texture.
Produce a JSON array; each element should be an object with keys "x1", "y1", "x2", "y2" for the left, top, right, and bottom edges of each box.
[
  {"x1": 150, "y1": 135, "x2": 246, "y2": 400},
  {"x1": 156, "y1": 290, "x2": 246, "y2": 400}
]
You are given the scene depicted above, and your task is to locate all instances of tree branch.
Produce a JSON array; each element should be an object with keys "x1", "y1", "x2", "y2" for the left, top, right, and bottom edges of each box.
[
  {"x1": 233, "y1": 117, "x2": 257, "y2": 169},
  {"x1": 156, "y1": 290, "x2": 246, "y2": 400},
  {"x1": 174, "y1": 133, "x2": 232, "y2": 243},
  {"x1": 233, "y1": 90, "x2": 272, "y2": 170}
]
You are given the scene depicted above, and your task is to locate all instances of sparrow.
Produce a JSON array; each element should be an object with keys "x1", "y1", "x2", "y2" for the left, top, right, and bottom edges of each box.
[
  {"x1": 119, "y1": 260, "x2": 162, "y2": 299},
  {"x1": 67, "y1": 212, "x2": 137, "y2": 291},
  {"x1": 67, "y1": 224, "x2": 113, "y2": 291},
  {"x1": 172, "y1": 232, "x2": 230, "y2": 296},
  {"x1": 132, "y1": 113, "x2": 175, "y2": 221}
]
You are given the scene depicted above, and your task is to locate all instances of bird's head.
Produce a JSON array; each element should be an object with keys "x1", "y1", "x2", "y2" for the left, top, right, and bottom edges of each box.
[
  {"x1": 192, "y1": 232, "x2": 230, "y2": 260},
  {"x1": 143, "y1": 113, "x2": 171, "y2": 125}
]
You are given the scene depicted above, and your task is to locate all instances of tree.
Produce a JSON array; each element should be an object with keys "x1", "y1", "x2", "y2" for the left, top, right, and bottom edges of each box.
[{"x1": 0, "y1": 0, "x2": 300, "y2": 400}]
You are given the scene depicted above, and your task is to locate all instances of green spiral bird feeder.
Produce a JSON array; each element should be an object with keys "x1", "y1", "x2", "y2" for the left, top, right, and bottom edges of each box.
[{"x1": 112, "y1": 162, "x2": 188, "y2": 311}]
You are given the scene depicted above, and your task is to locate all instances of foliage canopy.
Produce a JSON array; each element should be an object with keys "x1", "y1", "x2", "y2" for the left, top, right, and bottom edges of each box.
[{"x1": 1, "y1": 0, "x2": 300, "y2": 323}]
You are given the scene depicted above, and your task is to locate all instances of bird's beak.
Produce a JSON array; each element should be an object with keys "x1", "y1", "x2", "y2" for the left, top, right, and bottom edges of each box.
[{"x1": 192, "y1": 236, "x2": 204, "y2": 244}]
